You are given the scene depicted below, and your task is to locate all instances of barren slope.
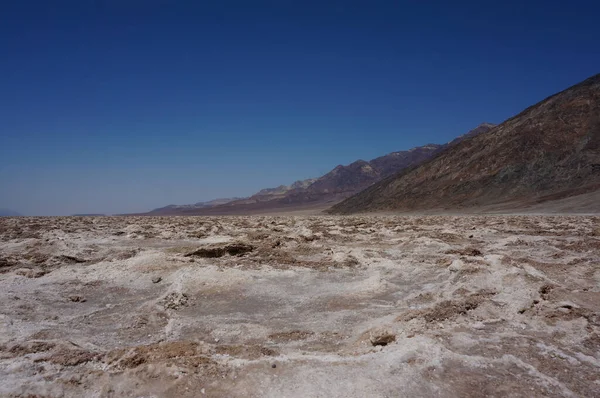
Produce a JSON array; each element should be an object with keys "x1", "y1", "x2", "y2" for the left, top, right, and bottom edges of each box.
[{"x1": 331, "y1": 74, "x2": 600, "y2": 214}]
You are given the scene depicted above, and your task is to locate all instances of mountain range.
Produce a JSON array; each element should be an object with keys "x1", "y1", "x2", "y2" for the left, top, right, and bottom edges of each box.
[
  {"x1": 146, "y1": 126, "x2": 494, "y2": 215},
  {"x1": 330, "y1": 73, "x2": 600, "y2": 214},
  {"x1": 149, "y1": 198, "x2": 244, "y2": 214},
  {"x1": 145, "y1": 74, "x2": 599, "y2": 216},
  {"x1": 0, "y1": 209, "x2": 22, "y2": 217}
]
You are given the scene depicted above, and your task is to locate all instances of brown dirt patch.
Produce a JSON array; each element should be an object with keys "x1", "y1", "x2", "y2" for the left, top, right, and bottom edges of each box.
[
  {"x1": 399, "y1": 290, "x2": 495, "y2": 322},
  {"x1": 7, "y1": 341, "x2": 56, "y2": 356},
  {"x1": 38, "y1": 348, "x2": 100, "y2": 366},
  {"x1": 106, "y1": 341, "x2": 215, "y2": 370},
  {"x1": 215, "y1": 344, "x2": 278, "y2": 360},
  {"x1": 185, "y1": 243, "x2": 254, "y2": 258},
  {"x1": 268, "y1": 330, "x2": 315, "y2": 342},
  {"x1": 445, "y1": 248, "x2": 483, "y2": 256}
]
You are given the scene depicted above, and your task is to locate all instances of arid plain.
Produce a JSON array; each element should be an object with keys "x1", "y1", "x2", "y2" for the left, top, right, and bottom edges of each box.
[{"x1": 1, "y1": 215, "x2": 599, "y2": 397}]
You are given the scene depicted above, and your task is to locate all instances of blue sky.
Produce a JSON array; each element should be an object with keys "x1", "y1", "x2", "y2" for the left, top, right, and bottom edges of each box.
[{"x1": 1, "y1": 0, "x2": 599, "y2": 215}]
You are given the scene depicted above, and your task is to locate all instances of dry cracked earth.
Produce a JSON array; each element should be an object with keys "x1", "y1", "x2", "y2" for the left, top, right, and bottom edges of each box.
[{"x1": 1, "y1": 215, "x2": 599, "y2": 397}]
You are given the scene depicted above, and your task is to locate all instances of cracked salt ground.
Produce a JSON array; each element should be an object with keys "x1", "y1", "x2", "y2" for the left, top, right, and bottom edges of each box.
[{"x1": 0, "y1": 215, "x2": 599, "y2": 397}]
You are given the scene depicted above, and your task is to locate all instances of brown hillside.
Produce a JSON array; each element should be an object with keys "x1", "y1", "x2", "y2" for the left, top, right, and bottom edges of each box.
[{"x1": 330, "y1": 73, "x2": 600, "y2": 214}]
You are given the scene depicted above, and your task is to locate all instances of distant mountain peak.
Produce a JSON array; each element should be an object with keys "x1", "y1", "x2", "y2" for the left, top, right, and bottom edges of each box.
[
  {"x1": 0, "y1": 209, "x2": 22, "y2": 217},
  {"x1": 446, "y1": 123, "x2": 497, "y2": 146},
  {"x1": 408, "y1": 143, "x2": 440, "y2": 152},
  {"x1": 253, "y1": 178, "x2": 317, "y2": 198}
]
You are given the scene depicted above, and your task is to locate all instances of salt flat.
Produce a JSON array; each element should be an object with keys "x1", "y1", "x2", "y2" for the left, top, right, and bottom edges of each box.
[{"x1": 0, "y1": 215, "x2": 599, "y2": 397}]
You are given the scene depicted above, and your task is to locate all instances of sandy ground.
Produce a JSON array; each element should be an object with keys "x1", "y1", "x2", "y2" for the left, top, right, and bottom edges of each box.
[{"x1": 0, "y1": 215, "x2": 599, "y2": 398}]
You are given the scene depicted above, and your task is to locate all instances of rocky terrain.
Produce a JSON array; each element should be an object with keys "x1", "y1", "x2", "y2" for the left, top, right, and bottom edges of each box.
[
  {"x1": 1, "y1": 215, "x2": 599, "y2": 397},
  {"x1": 331, "y1": 74, "x2": 600, "y2": 214}
]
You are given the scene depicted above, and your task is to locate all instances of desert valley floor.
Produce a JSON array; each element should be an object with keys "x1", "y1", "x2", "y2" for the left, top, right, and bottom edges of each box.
[{"x1": 1, "y1": 215, "x2": 599, "y2": 397}]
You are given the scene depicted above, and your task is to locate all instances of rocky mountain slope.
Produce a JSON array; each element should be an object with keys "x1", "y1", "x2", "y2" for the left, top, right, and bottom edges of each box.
[
  {"x1": 254, "y1": 178, "x2": 318, "y2": 198},
  {"x1": 141, "y1": 122, "x2": 496, "y2": 216},
  {"x1": 259, "y1": 144, "x2": 446, "y2": 205},
  {"x1": 148, "y1": 198, "x2": 242, "y2": 215},
  {"x1": 144, "y1": 140, "x2": 460, "y2": 215},
  {"x1": 194, "y1": 125, "x2": 494, "y2": 214},
  {"x1": 305, "y1": 144, "x2": 445, "y2": 196},
  {"x1": 330, "y1": 73, "x2": 600, "y2": 214},
  {"x1": 445, "y1": 122, "x2": 496, "y2": 147}
]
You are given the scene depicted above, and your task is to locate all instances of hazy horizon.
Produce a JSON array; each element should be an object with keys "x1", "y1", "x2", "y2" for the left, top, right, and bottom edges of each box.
[{"x1": 2, "y1": 1, "x2": 599, "y2": 216}]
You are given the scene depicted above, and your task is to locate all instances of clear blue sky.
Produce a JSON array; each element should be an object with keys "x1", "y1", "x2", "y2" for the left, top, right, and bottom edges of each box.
[{"x1": 1, "y1": 0, "x2": 599, "y2": 215}]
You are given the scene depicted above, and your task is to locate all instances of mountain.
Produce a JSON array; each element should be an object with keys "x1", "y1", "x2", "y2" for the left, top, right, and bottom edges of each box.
[
  {"x1": 198, "y1": 198, "x2": 244, "y2": 207},
  {"x1": 446, "y1": 123, "x2": 496, "y2": 147},
  {"x1": 297, "y1": 127, "x2": 497, "y2": 200},
  {"x1": 147, "y1": 197, "x2": 243, "y2": 215},
  {"x1": 143, "y1": 140, "x2": 464, "y2": 215},
  {"x1": 330, "y1": 74, "x2": 600, "y2": 214},
  {"x1": 139, "y1": 122, "x2": 496, "y2": 216},
  {"x1": 304, "y1": 160, "x2": 379, "y2": 194},
  {"x1": 369, "y1": 144, "x2": 446, "y2": 178},
  {"x1": 0, "y1": 209, "x2": 22, "y2": 217},
  {"x1": 290, "y1": 179, "x2": 317, "y2": 190},
  {"x1": 252, "y1": 178, "x2": 318, "y2": 200}
]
